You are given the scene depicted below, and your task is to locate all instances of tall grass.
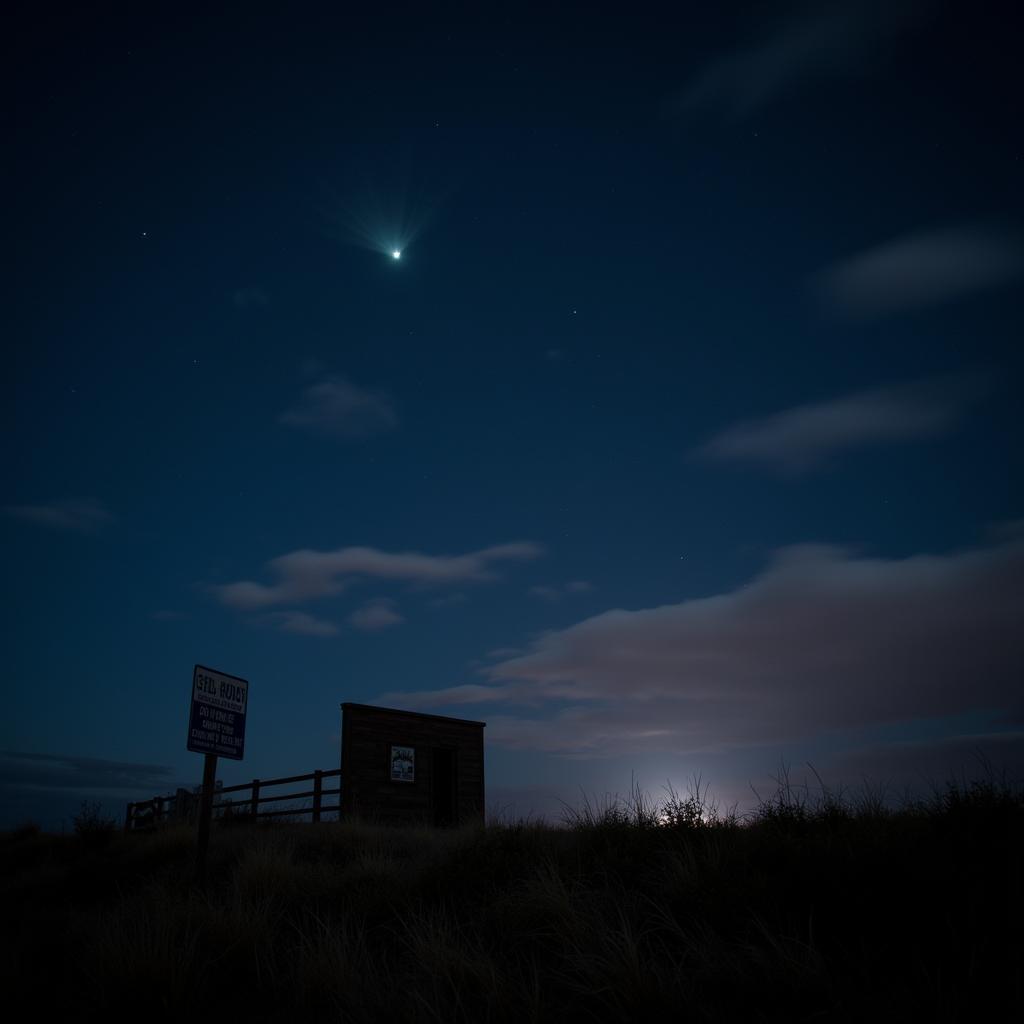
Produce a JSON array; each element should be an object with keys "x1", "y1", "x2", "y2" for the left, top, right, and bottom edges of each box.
[{"x1": 2, "y1": 772, "x2": 1020, "y2": 1022}]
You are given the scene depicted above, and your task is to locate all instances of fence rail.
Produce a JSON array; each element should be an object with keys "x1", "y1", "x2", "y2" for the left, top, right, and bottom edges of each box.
[{"x1": 125, "y1": 768, "x2": 342, "y2": 832}]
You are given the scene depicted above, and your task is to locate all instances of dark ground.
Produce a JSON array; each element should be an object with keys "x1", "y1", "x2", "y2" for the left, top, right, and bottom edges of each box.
[{"x1": 2, "y1": 776, "x2": 1021, "y2": 1022}]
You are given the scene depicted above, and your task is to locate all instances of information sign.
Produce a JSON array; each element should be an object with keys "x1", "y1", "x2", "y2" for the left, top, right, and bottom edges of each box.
[{"x1": 187, "y1": 664, "x2": 249, "y2": 760}]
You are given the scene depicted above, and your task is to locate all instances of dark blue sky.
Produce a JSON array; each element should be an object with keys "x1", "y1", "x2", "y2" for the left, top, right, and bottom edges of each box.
[{"x1": 5, "y1": 1, "x2": 1023, "y2": 827}]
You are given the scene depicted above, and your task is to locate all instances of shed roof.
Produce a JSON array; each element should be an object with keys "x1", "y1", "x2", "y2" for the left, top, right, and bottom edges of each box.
[{"x1": 341, "y1": 702, "x2": 486, "y2": 728}]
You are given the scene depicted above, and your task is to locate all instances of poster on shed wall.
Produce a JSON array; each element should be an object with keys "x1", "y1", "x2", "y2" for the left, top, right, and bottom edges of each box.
[{"x1": 391, "y1": 745, "x2": 415, "y2": 782}]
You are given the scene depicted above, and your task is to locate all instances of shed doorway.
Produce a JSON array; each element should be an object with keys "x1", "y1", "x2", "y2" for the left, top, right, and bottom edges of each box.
[{"x1": 432, "y1": 748, "x2": 456, "y2": 826}]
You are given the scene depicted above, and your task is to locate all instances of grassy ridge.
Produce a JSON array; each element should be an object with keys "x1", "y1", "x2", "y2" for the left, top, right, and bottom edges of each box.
[{"x1": 2, "y1": 776, "x2": 1021, "y2": 1022}]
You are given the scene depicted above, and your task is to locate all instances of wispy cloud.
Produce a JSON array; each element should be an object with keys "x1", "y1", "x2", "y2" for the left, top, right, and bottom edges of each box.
[
  {"x1": 696, "y1": 374, "x2": 987, "y2": 473},
  {"x1": 214, "y1": 541, "x2": 544, "y2": 611},
  {"x1": 821, "y1": 225, "x2": 1024, "y2": 317},
  {"x1": 674, "y1": 1, "x2": 925, "y2": 119},
  {"x1": 487, "y1": 647, "x2": 523, "y2": 660},
  {"x1": 349, "y1": 598, "x2": 404, "y2": 631},
  {"x1": 280, "y1": 375, "x2": 398, "y2": 439},
  {"x1": 529, "y1": 581, "x2": 594, "y2": 602},
  {"x1": 151, "y1": 610, "x2": 188, "y2": 622},
  {"x1": 383, "y1": 533, "x2": 1024, "y2": 757},
  {"x1": 0, "y1": 751, "x2": 173, "y2": 792},
  {"x1": 265, "y1": 610, "x2": 340, "y2": 636},
  {"x1": 4, "y1": 497, "x2": 114, "y2": 533},
  {"x1": 231, "y1": 286, "x2": 269, "y2": 309}
]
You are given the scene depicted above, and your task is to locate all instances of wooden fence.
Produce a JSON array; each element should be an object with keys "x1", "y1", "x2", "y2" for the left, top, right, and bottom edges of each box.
[{"x1": 124, "y1": 768, "x2": 342, "y2": 832}]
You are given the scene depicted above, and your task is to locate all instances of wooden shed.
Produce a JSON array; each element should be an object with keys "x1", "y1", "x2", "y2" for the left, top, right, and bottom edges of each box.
[{"x1": 340, "y1": 703, "x2": 485, "y2": 826}]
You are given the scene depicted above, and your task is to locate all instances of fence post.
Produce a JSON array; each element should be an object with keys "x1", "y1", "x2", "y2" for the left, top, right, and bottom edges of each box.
[
  {"x1": 313, "y1": 770, "x2": 323, "y2": 823},
  {"x1": 174, "y1": 787, "x2": 192, "y2": 823},
  {"x1": 251, "y1": 779, "x2": 261, "y2": 821},
  {"x1": 124, "y1": 802, "x2": 133, "y2": 833}
]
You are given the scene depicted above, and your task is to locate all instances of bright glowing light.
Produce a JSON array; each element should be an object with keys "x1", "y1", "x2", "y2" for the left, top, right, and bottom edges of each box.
[{"x1": 325, "y1": 182, "x2": 425, "y2": 261}]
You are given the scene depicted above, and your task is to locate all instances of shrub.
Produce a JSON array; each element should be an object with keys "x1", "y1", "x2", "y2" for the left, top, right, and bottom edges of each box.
[
  {"x1": 660, "y1": 774, "x2": 738, "y2": 829},
  {"x1": 73, "y1": 800, "x2": 117, "y2": 847},
  {"x1": 4, "y1": 821, "x2": 41, "y2": 842}
]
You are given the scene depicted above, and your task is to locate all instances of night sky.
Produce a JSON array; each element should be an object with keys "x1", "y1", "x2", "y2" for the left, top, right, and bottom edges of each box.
[{"x1": 5, "y1": 1, "x2": 1023, "y2": 829}]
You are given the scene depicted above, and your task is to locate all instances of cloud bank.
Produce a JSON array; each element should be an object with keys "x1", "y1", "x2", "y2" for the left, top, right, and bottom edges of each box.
[
  {"x1": 696, "y1": 374, "x2": 987, "y2": 472},
  {"x1": 384, "y1": 532, "x2": 1024, "y2": 757}
]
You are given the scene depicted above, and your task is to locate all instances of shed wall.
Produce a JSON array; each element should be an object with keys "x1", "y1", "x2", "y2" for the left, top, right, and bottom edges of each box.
[{"x1": 340, "y1": 703, "x2": 485, "y2": 825}]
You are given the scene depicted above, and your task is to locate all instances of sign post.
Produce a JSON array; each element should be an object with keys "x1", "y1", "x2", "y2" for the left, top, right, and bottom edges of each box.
[
  {"x1": 195, "y1": 751, "x2": 218, "y2": 884},
  {"x1": 188, "y1": 664, "x2": 249, "y2": 884}
]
